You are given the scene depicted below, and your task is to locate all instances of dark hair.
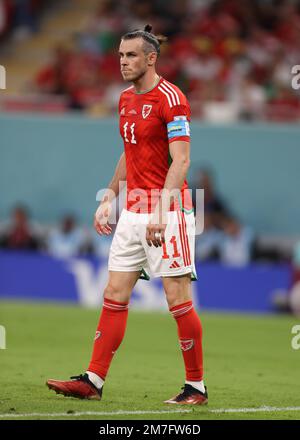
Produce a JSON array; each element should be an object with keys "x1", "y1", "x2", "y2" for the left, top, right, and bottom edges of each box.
[{"x1": 121, "y1": 24, "x2": 167, "y2": 56}]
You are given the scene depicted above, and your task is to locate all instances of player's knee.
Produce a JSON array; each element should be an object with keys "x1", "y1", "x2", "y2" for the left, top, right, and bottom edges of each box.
[
  {"x1": 164, "y1": 277, "x2": 192, "y2": 309},
  {"x1": 165, "y1": 287, "x2": 191, "y2": 309},
  {"x1": 103, "y1": 283, "x2": 130, "y2": 303},
  {"x1": 165, "y1": 292, "x2": 190, "y2": 309}
]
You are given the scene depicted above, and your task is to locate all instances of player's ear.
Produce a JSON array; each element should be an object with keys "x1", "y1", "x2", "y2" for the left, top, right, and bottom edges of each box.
[{"x1": 147, "y1": 51, "x2": 157, "y2": 66}]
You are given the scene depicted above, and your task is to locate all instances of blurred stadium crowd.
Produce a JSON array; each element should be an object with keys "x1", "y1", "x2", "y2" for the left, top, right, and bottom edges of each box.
[
  {"x1": 0, "y1": 169, "x2": 297, "y2": 268},
  {"x1": 1, "y1": 0, "x2": 300, "y2": 120},
  {"x1": 0, "y1": 0, "x2": 46, "y2": 37}
]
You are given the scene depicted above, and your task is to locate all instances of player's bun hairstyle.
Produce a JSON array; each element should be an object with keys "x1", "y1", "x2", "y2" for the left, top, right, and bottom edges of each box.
[{"x1": 121, "y1": 24, "x2": 167, "y2": 56}]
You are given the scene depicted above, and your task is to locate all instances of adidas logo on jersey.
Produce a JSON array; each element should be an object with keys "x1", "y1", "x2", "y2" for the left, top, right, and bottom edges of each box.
[
  {"x1": 128, "y1": 109, "x2": 137, "y2": 115},
  {"x1": 120, "y1": 107, "x2": 125, "y2": 115},
  {"x1": 169, "y1": 261, "x2": 180, "y2": 269}
]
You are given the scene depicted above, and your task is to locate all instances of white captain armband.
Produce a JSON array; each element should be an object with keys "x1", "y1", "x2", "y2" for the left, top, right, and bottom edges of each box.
[{"x1": 167, "y1": 116, "x2": 190, "y2": 139}]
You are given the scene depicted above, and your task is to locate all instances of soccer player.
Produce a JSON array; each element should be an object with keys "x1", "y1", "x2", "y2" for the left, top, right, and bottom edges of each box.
[{"x1": 47, "y1": 25, "x2": 208, "y2": 405}]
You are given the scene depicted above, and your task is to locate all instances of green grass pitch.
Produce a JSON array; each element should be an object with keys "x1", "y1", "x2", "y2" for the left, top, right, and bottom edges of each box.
[{"x1": 0, "y1": 301, "x2": 300, "y2": 420}]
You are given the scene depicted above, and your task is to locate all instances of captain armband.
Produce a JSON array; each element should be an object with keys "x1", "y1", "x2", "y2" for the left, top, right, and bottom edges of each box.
[{"x1": 167, "y1": 116, "x2": 190, "y2": 139}]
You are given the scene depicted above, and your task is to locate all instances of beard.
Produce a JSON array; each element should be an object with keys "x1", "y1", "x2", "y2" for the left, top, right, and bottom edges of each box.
[{"x1": 122, "y1": 67, "x2": 147, "y2": 82}]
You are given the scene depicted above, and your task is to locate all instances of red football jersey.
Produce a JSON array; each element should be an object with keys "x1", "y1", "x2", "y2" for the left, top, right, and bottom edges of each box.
[{"x1": 119, "y1": 76, "x2": 193, "y2": 213}]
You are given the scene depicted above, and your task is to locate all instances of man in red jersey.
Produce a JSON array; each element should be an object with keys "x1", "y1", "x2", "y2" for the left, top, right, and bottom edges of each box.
[{"x1": 47, "y1": 25, "x2": 207, "y2": 405}]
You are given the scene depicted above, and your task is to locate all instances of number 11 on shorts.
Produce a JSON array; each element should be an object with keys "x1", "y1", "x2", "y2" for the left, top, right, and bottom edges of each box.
[{"x1": 162, "y1": 236, "x2": 181, "y2": 259}]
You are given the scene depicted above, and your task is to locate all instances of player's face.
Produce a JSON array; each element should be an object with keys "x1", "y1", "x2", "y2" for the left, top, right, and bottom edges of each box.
[{"x1": 119, "y1": 38, "x2": 150, "y2": 82}]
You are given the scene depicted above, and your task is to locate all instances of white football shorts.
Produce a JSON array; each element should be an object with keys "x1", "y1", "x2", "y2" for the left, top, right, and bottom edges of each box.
[{"x1": 108, "y1": 209, "x2": 197, "y2": 280}]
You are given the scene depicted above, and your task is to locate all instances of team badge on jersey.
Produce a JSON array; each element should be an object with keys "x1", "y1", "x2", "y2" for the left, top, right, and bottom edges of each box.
[{"x1": 142, "y1": 104, "x2": 152, "y2": 119}]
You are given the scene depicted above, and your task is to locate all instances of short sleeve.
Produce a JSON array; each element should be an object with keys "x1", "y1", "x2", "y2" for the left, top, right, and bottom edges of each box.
[{"x1": 161, "y1": 99, "x2": 191, "y2": 144}]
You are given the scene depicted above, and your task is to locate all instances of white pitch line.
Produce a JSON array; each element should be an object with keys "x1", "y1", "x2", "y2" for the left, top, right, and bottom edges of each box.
[
  {"x1": 211, "y1": 406, "x2": 300, "y2": 414},
  {"x1": 1, "y1": 406, "x2": 300, "y2": 418},
  {"x1": 0, "y1": 409, "x2": 192, "y2": 418}
]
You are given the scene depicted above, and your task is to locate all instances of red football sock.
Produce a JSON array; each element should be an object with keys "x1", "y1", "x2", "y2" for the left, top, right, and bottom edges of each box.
[
  {"x1": 170, "y1": 300, "x2": 204, "y2": 381},
  {"x1": 87, "y1": 298, "x2": 129, "y2": 380}
]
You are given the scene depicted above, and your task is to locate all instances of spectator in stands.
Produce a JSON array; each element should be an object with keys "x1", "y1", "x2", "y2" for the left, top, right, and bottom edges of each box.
[
  {"x1": 47, "y1": 215, "x2": 85, "y2": 258},
  {"x1": 192, "y1": 167, "x2": 228, "y2": 230},
  {"x1": 195, "y1": 212, "x2": 221, "y2": 262},
  {"x1": 0, "y1": 0, "x2": 13, "y2": 38},
  {"x1": 77, "y1": 0, "x2": 124, "y2": 56},
  {"x1": 89, "y1": 229, "x2": 113, "y2": 259},
  {"x1": 34, "y1": 44, "x2": 72, "y2": 95},
  {"x1": 218, "y1": 214, "x2": 255, "y2": 266},
  {"x1": 0, "y1": 205, "x2": 41, "y2": 250},
  {"x1": 229, "y1": 72, "x2": 267, "y2": 121}
]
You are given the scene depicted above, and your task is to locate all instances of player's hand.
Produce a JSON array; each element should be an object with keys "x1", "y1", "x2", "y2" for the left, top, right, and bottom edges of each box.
[
  {"x1": 146, "y1": 223, "x2": 166, "y2": 247},
  {"x1": 146, "y1": 210, "x2": 167, "y2": 247},
  {"x1": 94, "y1": 201, "x2": 112, "y2": 236}
]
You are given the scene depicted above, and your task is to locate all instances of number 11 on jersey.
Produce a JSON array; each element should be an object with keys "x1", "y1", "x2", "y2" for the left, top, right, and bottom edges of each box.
[{"x1": 123, "y1": 122, "x2": 136, "y2": 144}]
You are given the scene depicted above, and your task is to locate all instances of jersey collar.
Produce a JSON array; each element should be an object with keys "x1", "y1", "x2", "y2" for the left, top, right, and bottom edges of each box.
[{"x1": 134, "y1": 76, "x2": 162, "y2": 95}]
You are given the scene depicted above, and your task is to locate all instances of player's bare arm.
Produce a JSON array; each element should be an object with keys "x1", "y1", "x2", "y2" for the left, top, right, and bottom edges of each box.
[
  {"x1": 94, "y1": 152, "x2": 126, "y2": 236},
  {"x1": 146, "y1": 140, "x2": 190, "y2": 247}
]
